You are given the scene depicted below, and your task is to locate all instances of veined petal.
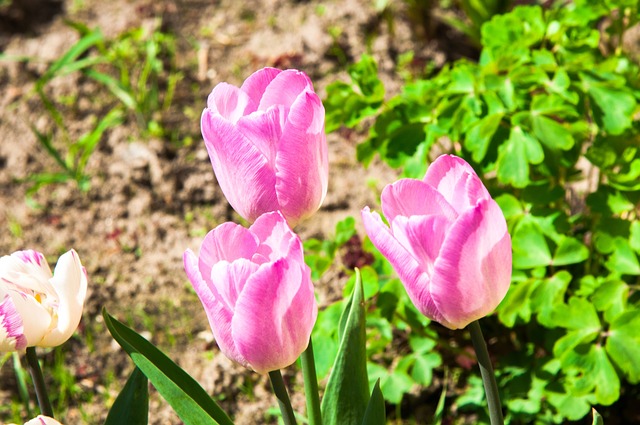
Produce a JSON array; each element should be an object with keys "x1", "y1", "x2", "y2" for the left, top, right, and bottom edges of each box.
[
  {"x1": 431, "y1": 199, "x2": 512, "y2": 329},
  {"x1": 362, "y1": 208, "x2": 445, "y2": 324},
  {"x1": 240, "y1": 67, "x2": 282, "y2": 113},
  {"x1": 206, "y1": 83, "x2": 252, "y2": 123},
  {"x1": 258, "y1": 69, "x2": 313, "y2": 112},
  {"x1": 275, "y1": 91, "x2": 328, "y2": 226},
  {"x1": 0, "y1": 294, "x2": 27, "y2": 351},
  {"x1": 198, "y1": 223, "x2": 259, "y2": 281},
  {"x1": 423, "y1": 155, "x2": 491, "y2": 212},
  {"x1": 232, "y1": 258, "x2": 317, "y2": 374},
  {"x1": 250, "y1": 211, "x2": 300, "y2": 263},
  {"x1": 209, "y1": 259, "x2": 259, "y2": 312},
  {"x1": 236, "y1": 105, "x2": 285, "y2": 169},
  {"x1": 390, "y1": 215, "x2": 452, "y2": 279},
  {"x1": 2, "y1": 288, "x2": 51, "y2": 348},
  {"x1": 39, "y1": 250, "x2": 87, "y2": 347},
  {"x1": 184, "y1": 250, "x2": 247, "y2": 369},
  {"x1": 201, "y1": 111, "x2": 278, "y2": 222},
  {"x1": 381, "y1": 179, "x2": 458, "y2": 224}
]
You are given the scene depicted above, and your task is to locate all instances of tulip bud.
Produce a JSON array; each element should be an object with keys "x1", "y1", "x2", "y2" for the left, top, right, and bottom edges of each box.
[
  {"x1": 9, "y1": 416, "x2": 63, "y2": 425},
  {"x1": 201, "y1": 67, "x2": 329, "y2": 227},
  {"x1": 184, "y1": 211, "x2": 318, "y2": 374},
  {"x1": 362, "y1": 155, "x2": 512, "y2": 329},
  {"x1": 0, "y1": 250, "x2": 88, "y2": 351}
]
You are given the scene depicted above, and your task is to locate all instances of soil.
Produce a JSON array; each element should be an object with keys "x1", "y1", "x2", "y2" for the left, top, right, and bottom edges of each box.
[{"x1": 0, "y1": 0, "x2": 465, "y2": 423}]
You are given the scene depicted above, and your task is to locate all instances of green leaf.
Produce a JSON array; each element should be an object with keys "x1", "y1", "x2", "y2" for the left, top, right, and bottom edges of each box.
[
  {"x1": 380, "y1": 370, "x2": 414, "y2": 404},
  {"x1": 410, "y1": 352, "x2": 441, "y2": 386},
  {"x1": 585, "y1": 83, "x2": 636, "y2": 135},
  {"x1": 605, "y1": 309, "x2": 640, "y2": 383},
  {"x1": 531, "y1": 114, "x2": 574, "y2": 151},
  {"x1": 529, "y1": 271, "x2": 571, "y2": 328},
  {"x1": 552, "y1": 236, "x2": 589, "y2": 266},
  {"x1": 84, "y1": 69, "x2": 137, "y2": 110},
  {"x1": 496, "y1": 126, "x2": 543, "y2": 188},
  {"x1": 102, "y1": 310, "x2": 233, "y2": 425},
  {"x1": 104, "y1": 367, "x2": 149, "y2": 425},
  {"x1": 591, "y1": 279, "x2": 628, "y2": 322},
  {"x1": 512, "y1": 218, "x2": 551, "y2": 269},
  {"x1": 38, "y1": 29, "x2": 104, "y2": 85},
  {"x1": 498, "y1": 278, "x2": 539, "y2": 327},
  {"x1": 551, "y1": 297, "x2": 601, "y2": 331},
  {"x1": 361, "y1": 379, "x2": 385, "y2": 425},
  {"x1": 322, "y1": 269, "x2": 370, "y2": 425},
  {"x1": 605, "y1": 237, "x2": 640, "y2": 275},
  {"x1": 592, "y1": 408, "x2": 603, "y2": 425},
  {"x1": 464, "y1": 113, "x2": 503, "y2": 162}
]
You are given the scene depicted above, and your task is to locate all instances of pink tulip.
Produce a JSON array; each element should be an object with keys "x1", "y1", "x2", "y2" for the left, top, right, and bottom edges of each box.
[
  {"x1": 184, "y1": 211, "x2": 318, "y2": 374},
  {"x1": 0, "y1": 250, "x2": 87, "y2": 351},
  {"x1": 362, "y1": 155, "x2": 512, "y2": 329},
  {"x1": 201, "y1": 67, "x2": 329, "y2": 227}
]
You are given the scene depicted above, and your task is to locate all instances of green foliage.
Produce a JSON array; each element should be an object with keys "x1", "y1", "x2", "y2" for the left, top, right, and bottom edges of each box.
[
  {"x1": 104, "y1": 367, "x2": 148, "y2": 425},
  {"x1": 322, "y1": 0, "x2": 640, "y2": 422},
  {"x1": 24, "y1": 21, "x2": 180, "y2": 195}
]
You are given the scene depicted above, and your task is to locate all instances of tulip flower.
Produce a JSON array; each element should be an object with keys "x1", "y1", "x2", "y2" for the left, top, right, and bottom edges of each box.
[
  {"x1": 184, "y1": 211, "x2": 318, "y2": 374},
  {"x1": 362, "y1": 155, "x2": 512, "y2": 329},
  {"x1": 0, "y1": 249, "x2": 87, "y2": 351},
  {"x1": 9, "y1": 416, "x2": 63, "y2": 425},
  {"x1": 201, "y1": 67, "x2": 329, "y2": 227}
]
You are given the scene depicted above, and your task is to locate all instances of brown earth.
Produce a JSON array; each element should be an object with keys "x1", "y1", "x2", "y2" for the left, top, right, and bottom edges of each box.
[{"x1": 0, "y1": 0, "x2": 466, "y2": 423}]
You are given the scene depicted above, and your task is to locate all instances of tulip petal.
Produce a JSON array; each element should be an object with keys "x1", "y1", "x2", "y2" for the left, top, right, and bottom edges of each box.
[
  {"x1": 431, "y1": 199, "x2": 512, "y2": 329},
  {"x1": 39, "y1": 250, "x2": 87, "y2": 347},
  {"x1": 258, "y1": 69, "x2": 313, "y2": 112},
  {"x1": 362, "y1": 208, "x2": 446, "y2": 325},
  {"x1": 250, "y1": 211, "x2": 301, "y2": 263},
  {"x1": 209, "y1": 259, "x2": 259, "y2": 312},
  {"x1": 381, "y1": 179, "x2": 458, "y2": 224},
  {"x1": 206, "y1": 83, "x2": 252, "y2": 123},
  {"x1": 201, "y1": 111, "x2": 278, "y2": 222},
  {"x1": 232, "y1": 259, "x2": 316, "y2": 374},
  {"x1": 240, "y1": 67, "x2": 282, "y2": 112},
  {"x1": 276, "y1": 91, "x2": 328, "y2": 225},
  {"x1": 0, "y1": 294, "x2": 27, "y2": 351},
  {"x1": 423, "y1": 155, "x2": 491, "y2": 213},
  {"x1": 236, "y1": 105, "x2": 285, "y2": 168},
  {"x1": 184, "y1": 250, "x2": 247, "y2": 368},
  {"x1": 390, "y1": 214, "x2": 452, "y2": 279},
  {"x1": 1, "y1": 288, "x2": 51, "y2": 348},
  {"x1": 198, "y1": 223, "x2": 259, "y2": 280}
]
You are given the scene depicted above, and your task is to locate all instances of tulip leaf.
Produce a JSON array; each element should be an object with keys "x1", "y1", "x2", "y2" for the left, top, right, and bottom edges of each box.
[
  {"x1": 102, "y1": 309, "x2": 234, "y2": 425},
  {"x1": 321, "y1": 268, "x2": 370, "y2": 425},
  {"x1": 361, "y1": 379, "x2": 386, "y2": 425},
  {"x1": 104, "y1": 366, "x2": 148, "y2": 425},
  {"x1": 592, "y1": 408, "x2": 604, "y2": 425}
]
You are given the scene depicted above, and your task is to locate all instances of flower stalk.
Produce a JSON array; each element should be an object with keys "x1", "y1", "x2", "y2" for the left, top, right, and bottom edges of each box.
[
  {"x1": 468, "y1": 320, "x2": 503, "y2": 425},
  {"x1": 268, "y1": 370, "x2": 297, "y2": 425},
  {"x1": 300, "y1": 338, "x2": 322, "y2": 425},
  {"x1": 25, "y1": 347, "x2": 54, "y2": 418}
]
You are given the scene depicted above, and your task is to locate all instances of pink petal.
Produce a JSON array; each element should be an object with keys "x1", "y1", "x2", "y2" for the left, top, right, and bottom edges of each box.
[
  {"x1": 40, "y1": 250, "x2": 87, "y2": 347},
  {"x1": 362, "y1": 208, "x2": 446, "y2": 324},
  {"x1": 201, "y1": 111, "x2": 278, "y2": 222},
  {"x1": 209, "y1": 259, "x2": 259, "y2": 312},
  {"x1": 275, "y1": 91, "x2": 328, "y2": 226},
  {"x1": 423, "y1": 155, "x2": 491, "y2": 213},
  {"x1": 390, "y1": 214, "x2": 452, "y2": 279},
  {"x1": 381, "y1": 179, "x2": 458, "y2": 224},
  {"x1": 1, "y1": 288, "x2": 51, "y2": 348},
  {"x1": 240, "y1": 67, "x2": 282, "y2": 113},
  {"x1": 250, "y1": 211, "x2": 301, "y2": 263},
  {"x1": 236, "y1": 105, "x2": 285, "y2": 169},
  {"x1": 184, "y1": 250, "x2": 247, "y2": 368},
  {"x1": 232, "y1": 258, "x2": 317, "y2": 374},
  {"x1": 206, "y1": 83, "x2": 252, "y2": 123},
  {"x1": 0, "y1": 294, "x2": 27, "y2": 351},
  {"x1": 431, "y1": 199, "x2": 512, "y2": 329},
  {"x1": 13, "y1": 250, "x2": 46, "y2": 267},
  {"x1": 258, "y1": 69, "x2": 313, "y2": 112},
  {"x1": 197, "y1": 223, "x2": 259, "y2": 281}
]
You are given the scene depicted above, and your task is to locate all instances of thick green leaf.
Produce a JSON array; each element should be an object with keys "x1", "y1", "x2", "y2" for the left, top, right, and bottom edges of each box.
[
  {"x1": 321, "y1": 269, "x2": 370, "y2": 425},
  {"x1": 104, "y1": 367, "x2": 149, "y2": 425},
  {"x1": 497, "y1": 126, "x2": 543, "y2": 188},
  {"x1": 361, "y1": 379, "x2": 385, "y2": 425},
  {"x1": 103, "y1": 310, "x2": 233, "y2": 425},
  {"x1": 605, "y1": 309, "x2": 640, "y2": 383}
]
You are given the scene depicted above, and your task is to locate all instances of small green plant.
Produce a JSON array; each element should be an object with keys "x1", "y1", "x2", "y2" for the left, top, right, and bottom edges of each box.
[{"x1": 325, "y1": 0, "x2": 640, "y2": 422}]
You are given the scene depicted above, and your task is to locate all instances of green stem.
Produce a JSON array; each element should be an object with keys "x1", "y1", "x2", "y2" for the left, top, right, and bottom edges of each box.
[
  {"x1": 268, "y1": 370, "x2": 297, "y2": 425},
  {"x1": 468, "y1": 320, "x2": 503, "y2": 425},
  {"x1": 300, "y1": 338, "x2": 322, "y2": 425},
  {"x1": 25, "y1": 347, "x2": 54, "y2": 418}
]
